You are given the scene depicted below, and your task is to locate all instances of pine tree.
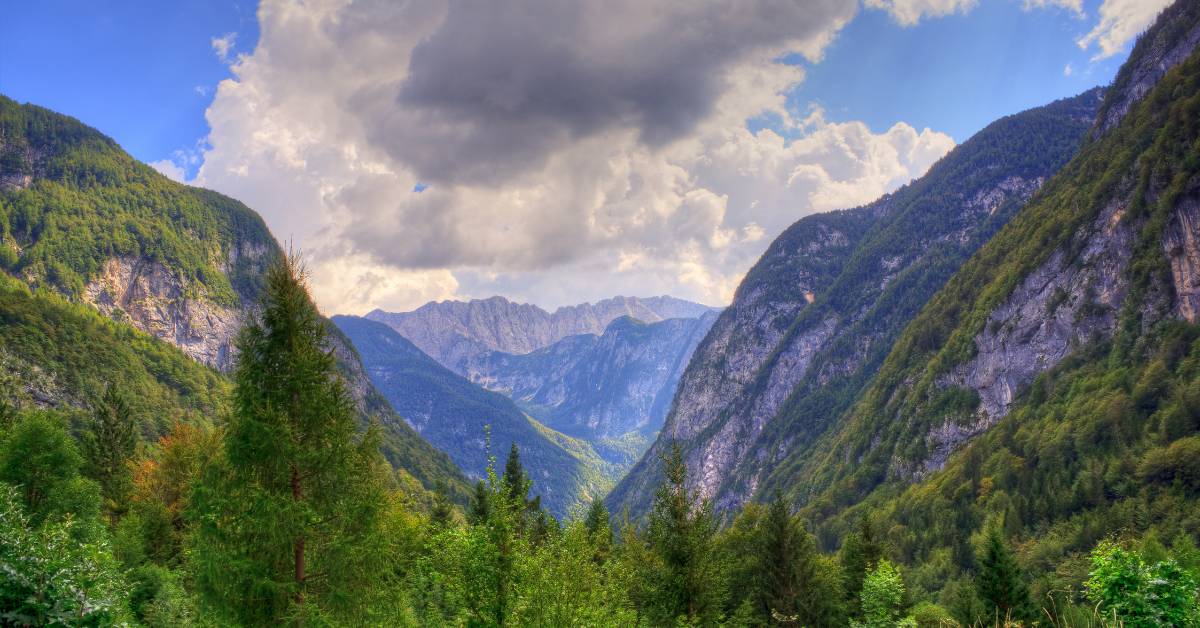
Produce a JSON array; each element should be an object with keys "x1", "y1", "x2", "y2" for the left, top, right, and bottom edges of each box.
[
  {"x1": 502, "y1": 442, "x2": 530, "y2": 507},
  {"x1": 85, "y1": 383, "x2": 138, "y2": 522},
  {"x1": 976, "y1": 526, "x2": 1033, "y2": 623},
  {"x1": 585, "y1": 498, "x2": 613, "y2": 563},
  {"x1": 189, "y1": 254, "x2": 393, "y2": 625},
  {"x1": 645, "y1": 441, "x2": 725, "y2": 624},
  {"x1": 498, "y1": 442, "x2": 552, "y2": 542},
  {"x1": 469, "y1": 479, "x2": 492, "y2": 525},
  {"x1": 841, "y1": 513, "x2": 885, "y2": 616},
  {"x1": 429, "y1": 480, "x2": 455, "y2": 527},
  {"x1": 758, "y1": 493, "x2": 843, "y2": 626}
]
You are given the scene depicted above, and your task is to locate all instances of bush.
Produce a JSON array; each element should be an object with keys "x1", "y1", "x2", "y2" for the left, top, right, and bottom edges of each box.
[{"x1": 1085, "y1": 540, "x2": 1200, "y2": 627}]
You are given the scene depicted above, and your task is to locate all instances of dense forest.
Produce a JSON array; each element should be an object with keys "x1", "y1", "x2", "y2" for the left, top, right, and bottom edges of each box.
[{"x1": 0, "y1": 255, "x2": 1196, "y2": 626}]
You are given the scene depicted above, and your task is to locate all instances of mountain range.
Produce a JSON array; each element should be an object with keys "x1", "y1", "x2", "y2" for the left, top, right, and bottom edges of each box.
[
  {"x1": 366, "y1": 294, "x2": 715, "y2": 372},
  {"x1": 344, "y1": 296, "x2": 718, "y2": 515}
]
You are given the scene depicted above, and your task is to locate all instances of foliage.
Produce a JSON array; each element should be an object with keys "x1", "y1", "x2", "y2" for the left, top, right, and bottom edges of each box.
[
  {"x1": 854, "y1": 560, "x2": 916, "y2": 628},
  {"x1": 0, "y1": 409, "x2": 101, "y2": 529},
  {"x1": 644, "y1": 442, "x2": 726, "y2": 625},
  {"x1": 0, "y1": 484, "x2": 130, "y2": 626},
  {"x1": 1085, "y1": 540, "x2": 1200, "y2": 627}
]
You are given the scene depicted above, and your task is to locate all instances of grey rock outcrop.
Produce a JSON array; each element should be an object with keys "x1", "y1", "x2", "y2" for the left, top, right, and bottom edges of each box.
[{"x1": 83, "y1": 257, "x2": 246, "y2": 370}]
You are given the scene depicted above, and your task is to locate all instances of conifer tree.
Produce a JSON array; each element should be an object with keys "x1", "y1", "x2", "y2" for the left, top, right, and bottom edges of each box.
[
  {"x1": 189, "y1": 254, "x2": 393, "y2": 625},
  {"x1": 758, "y1": 493, "x2": 843, "y2": 625},
  {"x1": 502, "y1": 442, "x2": 530, "y2": 506},
  {"x1": 469, "y1": 479, "x2": 492, "y2": 525},
  {"x1": 841, "y1": 513, "x2": 885, "y2": 615},
  {"x1": 976, "y1": 526, "x2": 1032, "y2": 623},
  {"x1": 85, "y1": 383, "x2": 138, "y2": 522},
  {"x1": 646, "y1": 441, "x2": 725, "y2": 624},
  {"x1": 585, "y1": 498, "x2": 613, "y2": 562},
  {"x1": 429, "y1": 480, "x2": 455, "y2": 527}
]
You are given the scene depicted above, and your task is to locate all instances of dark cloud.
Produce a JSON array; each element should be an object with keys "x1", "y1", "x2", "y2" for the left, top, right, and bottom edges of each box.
[{"x1": 369, "y1": 0, "x2": 857, "y2": 184}]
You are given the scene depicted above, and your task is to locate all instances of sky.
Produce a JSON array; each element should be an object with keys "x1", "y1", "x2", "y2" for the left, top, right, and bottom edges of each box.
[{"x1": 0, "y1": 0, "x2": 1171, "y2": 314}]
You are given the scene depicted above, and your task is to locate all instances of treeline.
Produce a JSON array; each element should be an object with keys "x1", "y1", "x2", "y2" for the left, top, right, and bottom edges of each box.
[{"x1": 1, "y1": 257, "x2": 1197, "y2": 626}]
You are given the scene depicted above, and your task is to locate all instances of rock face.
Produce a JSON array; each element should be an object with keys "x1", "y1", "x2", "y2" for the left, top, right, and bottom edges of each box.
[
  {"x1": 918, "y1": 199, "x2": 1135, "y2": 476},
  {"x1": 366, "y1": 295, "x2": 716, "y2": 371},
  {"x1": 608, "y1": 88, "x2": 1105, "y2": 517},
  {"x1": 83, "y1": 256, "x2": 252, "y2": 370},
  {"x1": 1165, "y1": 194, "x2": 1200, "y2": 322},
  {"x1": 465, "y1": 312, "x2": 719, "y2": 443}
]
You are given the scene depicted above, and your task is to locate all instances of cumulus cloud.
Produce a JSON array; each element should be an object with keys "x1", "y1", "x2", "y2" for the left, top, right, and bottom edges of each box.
[
  {"x1": 1078, "y1": 0, "x2": 1173, "y2": 60},
  {"x1": 149, "y1": 159, "x2": 186, "y2": 182},
  {"x1": 195, "y1": 0, "x2": 954, "y2": 314}
]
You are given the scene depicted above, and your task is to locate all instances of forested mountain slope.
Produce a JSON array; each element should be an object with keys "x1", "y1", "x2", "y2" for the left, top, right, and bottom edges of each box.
[
  {"x1": 610, "y1": 86, "x2": 1104, "y2": 518},
  {"x1": 366, "y1": 294, "x2": 715, "y2": 373},
  {"x1": 786, "y1": 0, "x2": 1200, "y2": 567},
  {"x1": 334, "y1": 315, "x2": 615, "y2": 517},
  {"x1": 0, "y1": 96, "x2": 467, "y2": 498}
]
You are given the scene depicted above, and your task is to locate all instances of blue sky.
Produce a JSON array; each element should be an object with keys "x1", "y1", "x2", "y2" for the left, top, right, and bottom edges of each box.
[
  {"x1": 788, "y1": 0, "x2": 1125, "y2": 141},
  {"x1": 0, "y1": 0, "x2": 258, "y2": 176},
  {"x1": 2, "y1": 1, "x2": 1125, "y2": 170}
]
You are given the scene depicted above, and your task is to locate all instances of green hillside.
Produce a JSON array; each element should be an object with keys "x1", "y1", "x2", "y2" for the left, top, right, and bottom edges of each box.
[
  {"x1": 0, "y1": 95, "x2": 468, "y2": 500},
  {"x1": 780, "y1": 4, "x2": 1200, "y2": 603}
]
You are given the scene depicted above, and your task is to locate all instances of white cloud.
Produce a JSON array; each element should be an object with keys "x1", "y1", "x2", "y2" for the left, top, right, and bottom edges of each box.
[
  {"x1": 149, "y1": 159, "x2": 186, "y2": 182},
  {"x1": 864, "y1": 0, "x2": 977, "y2": 26},
  {"x1": 1022, "y1": 0, "x2": 1083, "y2": 15},
  {"x1": 195, "y1": 0, "x2": 954, "y2": 314},
  {"x1": 1063, "y1": 63, "x2": 1074, "y2": 76},
  {"x1": 1077, "y1": 0, "x2": 1173, "y2": 60},
  {"x1": 211, "y1": 32, "x2": 237, "y2": 63}
]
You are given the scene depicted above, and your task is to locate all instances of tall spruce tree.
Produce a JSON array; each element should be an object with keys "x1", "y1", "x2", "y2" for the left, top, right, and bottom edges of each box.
[
  {"x1": 469, "y1": 479, "x2": 492, "y2": 525},
  {"x1": 502, "y1": 442, "x2": 530, "y2": 507},
  {"x1": 429, "y1": 480, "x2": 455, "y2": 528},
  {"x1": 85, "y1": 383, "x2": 137, "y2": 522},
  {"x1": 976, "y1": 526, "x2": 1033, "y2": 623},
  {"x1": 645, "y1": 441, "x2": 725, "y2": 624},
  {"x1": 758, "y1": 493, "x2": 843, "y2": 626},
  {"x1": 841, "y1": 514, "x2": 885, "y2": 616},
  {"x1": 189, "y1": 254, "x2": 393, "y2": 625},
  {"x1": 585, "y1": 498, "x2": 613, "y2": 563}
]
